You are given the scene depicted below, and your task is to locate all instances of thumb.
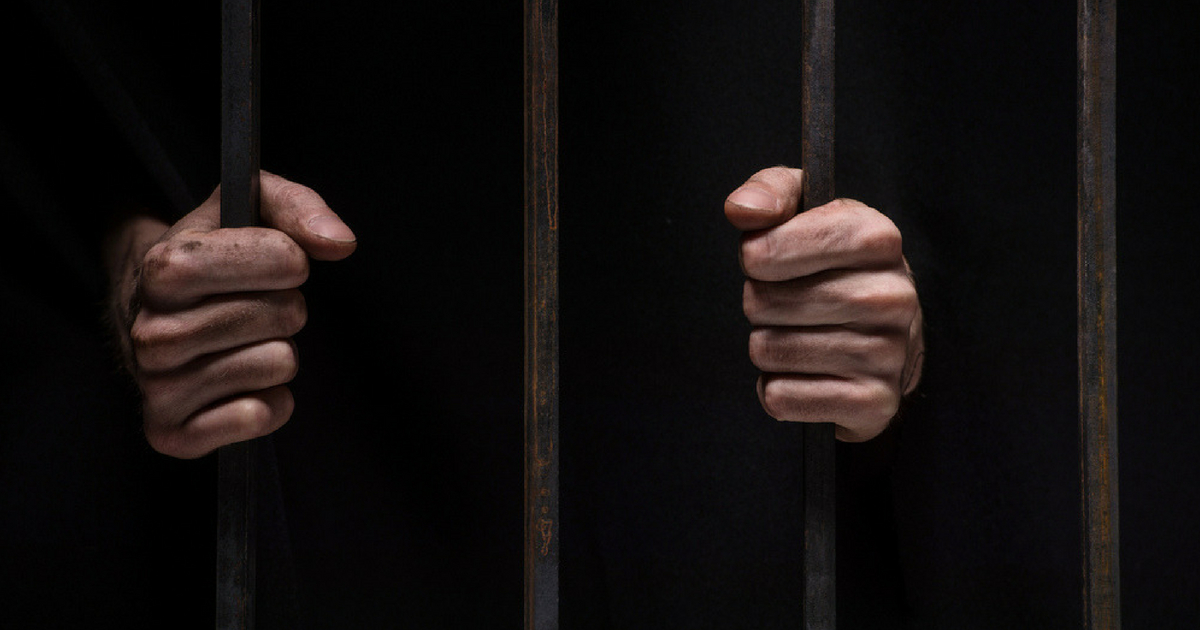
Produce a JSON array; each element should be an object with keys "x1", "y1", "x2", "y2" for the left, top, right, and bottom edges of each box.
[
  {"x1": 258, "y1": 171, "x2": 358, "y2": 261},
  {"x1": 724, "y1": 166, "x2": 804, "y2": 231}
]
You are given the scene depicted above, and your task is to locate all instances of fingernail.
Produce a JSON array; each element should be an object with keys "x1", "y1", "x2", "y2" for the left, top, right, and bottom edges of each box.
[
  {"x1": 307, "y1": 215, "x2": 356, "y2": 243},
  {"x1": 727, "y1": 186, "x2": 778, "y2": 212}
]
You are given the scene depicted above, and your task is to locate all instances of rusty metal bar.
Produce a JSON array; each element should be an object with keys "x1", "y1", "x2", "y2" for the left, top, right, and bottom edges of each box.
[
  {"x1": 217, "y1": 0, "x2": 261, "y2": 627},
  {"x1": 1078, "y1": 0, "x2": 1119, "y2": 628},
  {"x1": 524, "y1": 0, "x2": 559, "y2": 627},
  {"x1": 801, "y1": 0, "x2": 836, "y2": 627}
]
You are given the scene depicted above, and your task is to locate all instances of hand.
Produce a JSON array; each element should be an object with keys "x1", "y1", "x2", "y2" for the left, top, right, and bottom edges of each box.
[
  {"x1": 724, "y1": 166, "x2": 923, "y2": 442},
  {"x1": 104, "y1": 172, "x2": 357, "y2": 458}
]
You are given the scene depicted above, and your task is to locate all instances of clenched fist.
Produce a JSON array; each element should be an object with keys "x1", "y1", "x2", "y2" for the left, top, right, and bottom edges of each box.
[
  {"x1": 725, "y1": 166, "x2": 923, "y2": 442},
  {"x1": 105, "y1": 172, "x2": 357, "y2": 458}
]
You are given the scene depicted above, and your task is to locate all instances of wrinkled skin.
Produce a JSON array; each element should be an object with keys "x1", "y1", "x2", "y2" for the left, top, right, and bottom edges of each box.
[
  {"x1": 105, "y1": 172, "x2": 356, "y2": 458},
  {"x1": 105, "y1": 165, "x2": 916, "y2": 457},
  {"x1": 725, "y1": 166, "x2": 923, "y2": 442}
]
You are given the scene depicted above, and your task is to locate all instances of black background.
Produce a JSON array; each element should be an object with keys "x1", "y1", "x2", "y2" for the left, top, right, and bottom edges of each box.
[{"x1": 1, "y1": 0, "x2": 1197, "y2": 628}]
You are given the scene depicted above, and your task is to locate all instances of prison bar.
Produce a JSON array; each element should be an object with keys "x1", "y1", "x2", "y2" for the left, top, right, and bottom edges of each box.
[
  {"x1": 524, "y1": 0, "x2": 560, "y2": 627},
  {"x1": 1077, "y1": 0, "x2": 1119, "y2": 628},
  {"x1": 800, "y1": 0, "x2": 837, "y2": 627},
  {"x1": 216, "y1": 0, "x2": 262, "y2": 627}
]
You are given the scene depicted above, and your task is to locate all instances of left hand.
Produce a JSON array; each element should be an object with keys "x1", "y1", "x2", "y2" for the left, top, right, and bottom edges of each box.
[
  {"x1": 104, "y1": 172, "x2": 357, "y2": 458},
  {"x1": 725, "y1": 166, "x2": 923, "y2": 442}
]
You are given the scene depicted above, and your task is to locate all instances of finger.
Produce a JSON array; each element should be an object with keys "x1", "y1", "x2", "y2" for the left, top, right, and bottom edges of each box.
[
  {"x1": 146, "y1": 385, "x2": 294, "y2": 459},
  {"x1": 132, "y1": 289, "x2": 307, "y2": 372},
  {"x1": 743, "y1": 271, "x2": 918, "y2": 328},
  {"x1": 757, "y1": 374, "x2": 898, "y2": 442},
  {"x1": 165, "y1": 172, "x2": 357, "y2": 261},
  {"x1": 748, "y1": 326, "x2": 907, "y2": 379},
  {"x1": 740, "y1": 198, "x2": 903, "y2": 281},
  {"x1": 141, "y1": 339, "x2": 299, "y2": 428},
  {"x1": 259, "y1": 171, "x2": 357, "y2": 261},
  {"x1": 140, "y1": 227, "x2": 310, "y2": 309},
  {"x1": 724, "y1": 166, "x2": 804, "y2": 231}
]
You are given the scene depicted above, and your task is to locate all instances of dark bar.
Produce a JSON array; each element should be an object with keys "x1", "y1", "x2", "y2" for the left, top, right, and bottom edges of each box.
[
  {"x1": 217, "y1": 0, "x2": 261, "y2": 628},
  {"x1": 524, "y1": 0, "x2": 559, "y2": 628},
  {"x1": 801, "y1": 0, "x2": 836, "y2": 627},
  {"x1": 221, "y1": 0, "x2": 261, "y2": 229},
  {"x1": 1077, "y1": 0, "x2": 1119, "y2": 628}
]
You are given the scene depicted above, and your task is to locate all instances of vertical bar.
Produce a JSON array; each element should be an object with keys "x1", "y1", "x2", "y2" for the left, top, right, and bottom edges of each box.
[
  {"x1": 524, "y1": 0, "x2": 559, "y2": 628},
  {"x1": 217, "y1": 0, "x2": 261, "y2": 628},
  {"x1": 1078, "y1": 0, "x2": 1119, "y2": 628},
  {"x1": 801, "y1": 0, "x2": 836, "y2": 628}
]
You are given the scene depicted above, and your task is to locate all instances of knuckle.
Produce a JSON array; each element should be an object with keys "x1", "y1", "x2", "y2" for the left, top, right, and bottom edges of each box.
[
  {"x1": 825, "y1": 198, "x2": 860, "y2": 212},
  {"x1": 141, "y1": 240, "x2": 202, "y2": 297},
  {"x1": 267, "y1": 389, "x2": 296, "y2": 434},
  {"x1": 857, "y1": 216, "x2": 903, "y2": 260},
  {"x1": 273, "y1": 389, "x2": 296, "y2": 428},
  {"x1": 861, "y1": 380, "x2": 901, "y2": 425},
  {"x1": 241, "y1": 341, "x2": 299, "y2": 384},
  {"x1": 743, "y1": 280, "x2": 786, "y2": 323},
  {"x1": 847, "y1": 285, "x2": 888, "y2": 313},
  {"x1": 284, "y1": 248, "x2": 311, "y2": 284},
  {"x1": 749, "y1": 166, "x2": 802, "y2": 195},
  {"x1": 760, "y1": 379, "x2": 790, "y2": 419},
  {"x1": 276, "y1": 181, "x2": 320, "y2": 208},
  {"x1": 747, "y1": 329, "x2": 774, "y2": 369},
  {"x1": 742, "y1": 280, "x2": 764, "y2": 321},
  {"x1": 880, "y1": 342, "x2": 910, "y2": 378},
  {"x1": 283, "y1": 343, "x2": 301, "y2": 383},
  {"x1": 140, "y1": 241, "x2": 171, "y2": 273},
  {"x1": 128, "y1": 319, "x2": 158, "y2": 358},
  {"x1": 857, "y1": 334, "x2": 907, "y2": 376},
  {"x1": 236, "y1": 389, "x2": 293, "y2": 439},
  {"x1": 739, "y1": 232, "x2": 775, "y2": 279},
  {"x1": 261, "y1": 231, "x2": 310, "y2": 281},
  {"x1": 886, "y1": 278, "x2": 921, "y2": 326},
  {"x1": 129, "y1": 318, "x2": 183, "y2": 371},
  {"x1": 144, "y1": 425, "x2": 191, "y2": 459},
  {"x1": 233, "y1": 398, "x2": 276, "y2": 437},
  {"x1": 280, "y1": 289, "x2": 309, "y2": 335},
  {"x1": 852, "y1": 276, "x2": 917, "y2": 323},
  {"x1": 265, "y1": 340, "x2": 301, "y2": 383},
  {"x1": 756, "y1": 165, "x2": 789, "y2": 180},
  {"x1": 837, "y1": 334, "x2": 868, "y2": 372},
  {"x1": 818, "y1": 197, "x2": 869, "y2": 220},
  {"x1": 835, "y1": 381, "x2": 898, "y2": 442}
]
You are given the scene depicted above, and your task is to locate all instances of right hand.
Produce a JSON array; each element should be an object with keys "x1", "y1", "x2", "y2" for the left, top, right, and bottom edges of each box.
[
  {"x1": 105, "y1": 172, "x2": 357, "y2": 458},
  {"x1": 724, "y1": 166, "x2": 923, "y2": 442}
]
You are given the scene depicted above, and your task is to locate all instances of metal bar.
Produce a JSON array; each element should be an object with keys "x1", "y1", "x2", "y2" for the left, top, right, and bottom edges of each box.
[
  {"x1": 1077, "y1": 0, "x2": 1119, "y2": 628},
  {"x1": 801, "y1": 0, "x2": 836, "y2": 627},
  {"x1": 217, "y1": 0, "x2": 261, "y2": 628},
  {"x1": 524, "y1": 0, "x2": 559, "y2": 626}
]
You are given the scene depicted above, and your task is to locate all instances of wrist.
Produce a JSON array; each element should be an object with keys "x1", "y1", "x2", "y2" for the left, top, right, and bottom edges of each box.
[{"x1": 103, "y1": 214, "x2": 168, "y2": 372}]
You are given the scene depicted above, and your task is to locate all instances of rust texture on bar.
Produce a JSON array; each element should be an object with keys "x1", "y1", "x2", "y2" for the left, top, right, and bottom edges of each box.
[
  {"x1": 801, "y1": 0, "x2": 836, "y2": 627},
  {"x1": 1078, "y1": 0, "x2": 1119, "y2": 628},
  {"x1": 524, "y1": 0, "x2": 560, "y2": 627},
  {"x1": 217, "y1": 0, "x2": 261, "y2": 628}
]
